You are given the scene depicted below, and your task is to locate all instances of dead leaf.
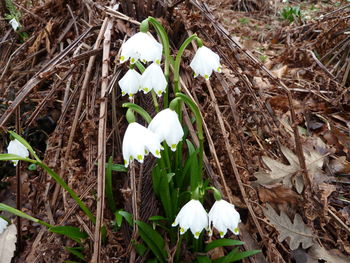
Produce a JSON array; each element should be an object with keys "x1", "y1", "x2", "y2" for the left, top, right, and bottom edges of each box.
[
  {"x1": 0, "y1": 224, "x2": 17, "y2": 263},
  {"x1": 308, "y1": 245, "x2": 349, "y2": 263},
  {"x1": 258, "y1": 186, "x2": 300, "y2": 206},
  {"x1": 271, "y1": 65, "x2": 288, "y2": 78},
  {"x1": 263, "y1": 204, "x2": 314, "y2": 250},
  {"x1": 255, "y1": 146, "x2": 324, "y2": 193},
  {"x1": 329, "y1": 157, "x2": 350, "y2": 175}
]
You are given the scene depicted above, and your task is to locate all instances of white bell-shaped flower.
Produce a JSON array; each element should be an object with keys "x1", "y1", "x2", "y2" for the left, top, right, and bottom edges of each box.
[
  {"x1": 190, "y1": 46, "x2": 222, "y2": 80},
  {"x1": 208, "y1": 199, "x2": 241, "y2": 238},
  {"x1": 9, "y1": 18, "x2": 20, "y2": 31},
  {"x1": 0, "y1": 217, "x2": 8, "y2": 234},
  {"x1": 118, "y1": 69, "x2": 141, "y2": 98},
  {"x1": 122, "y1": 122, "x2": 163, "y2": 167},
  {"x1": 140, "y1": 63, "x2": 167, "y2": 96},
  {"x1": 172, "y1": 199, "x2": 208, "y2": 239},
  {"x1": 148, "y1": 109, "x2": 183, "y2": 151},
  {"x1": 120, "y1": 32, "x2": 162, "y2": 64},
  {"x1": 7, "y1": 139, "x2": 29, "y2": 166}
]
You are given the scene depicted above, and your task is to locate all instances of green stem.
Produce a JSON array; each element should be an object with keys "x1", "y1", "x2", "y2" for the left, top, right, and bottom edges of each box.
[
  {"x1": 39, "y1": 162, "x2": 96, "y2": 223},
  {"x1": 122, "y1": 103, "x2": 152, "y2": 124},
  {"x1": 175, "y1": 93, "x2": 204, "y2": 181},
  {"x1": 206, "y1": 186, "x2": 222, "y2": 201},
  {"x1": 173, "y1": 35, "x2": 200, "y2": 94},
  {"x1": 0, "y1": 154, "x2": 96, "y2": 223},
  {"x1": 147, "y1": 17, "x2": 171, "y2": 108},
  {"x1": 0, "y1": 203, "x2": 53, "y2": 228}
]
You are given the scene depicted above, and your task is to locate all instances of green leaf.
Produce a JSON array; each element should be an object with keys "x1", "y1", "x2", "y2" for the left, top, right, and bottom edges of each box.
[
  {"x1": 214, "y1": 248, "x2": 261, "y2": 263},
  {"x1": 196, "y1": 255, "x2": 212, "y2": 263},
  {"x1": 110, "y1": 164, "x2": 128, "y2": 172},
  {"x1": 186, "y1": 140, "x2": 200, "y2": 191},
  {"x1": 136, "y1": 220, "x2": 167, "y2": 262},
  {"x1": 65, "y1": 247, "x2": 85, "y2": 260},
  {"x1": 115, "y1": 210, "x2": 133, "y2": 226},
  {"x1": 132, "y1": 241, "x2": 147, "y2": 256},
  {"x1": 106, "y1": 157, "x2": 116, "y2": 212},
  {"x1": 0, "y1": 153, "x2": 34, "y2": 163},
  {"x1": 159, "y1": 173, "x2": 172, "y2": 218},
  {"x1": 205, "y1": 239, "x2": 245, "y2": 252},
  {"x1": 149, "y1": 215, "x2": 167, "y2": 221},
  {"x1": 49, "y1": 226, "x2": 88, "y2": 243}
]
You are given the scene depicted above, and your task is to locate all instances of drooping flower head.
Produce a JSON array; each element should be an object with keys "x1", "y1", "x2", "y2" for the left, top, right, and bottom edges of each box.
[
  {"x1": 7, "y1": 139, "x2": 29, "y2": 166},
  {"x1": 148, "y1": 109, "x2": 183, "y2": 151},
  {"x1": 140, "y1": 63, "x2": 167, "y2": 96},
  {"x1": 208, "y1": 199, "x2": 241, "y2": 238},
  {"x1": 122, "y1": 122, "x2": 163, "y2": 167},
  {"x1": 9, "y1": 18, "x2": 20, "y2": 31},
  {"x1": 190, "y1": 46, "x2": 222, "y2": 80},
  {"x1": 172, "y1": 199, "x2": 208, "y2": 239},
  {"x1": 0, "y1": 217, "x2": 8, "y2": 234},
  {"x1": 118, "y1": 69, "x2": 141, "y2": 98},
  {"x1": 120, "y1": 32, "x2": 163, "y2": 64}
]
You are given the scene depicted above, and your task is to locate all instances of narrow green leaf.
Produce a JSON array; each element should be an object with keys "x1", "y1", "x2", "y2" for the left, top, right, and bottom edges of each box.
[
  {"x1": 186, "y1": 140, "x2": 199, "y2": 191},
  {"x1": 49, "y1": 226, "x2": 88, "y2": 243},
  {"x1": 110, "y1": 164, "x2": 128, "y2": 172},
  {"x1": 196, "y1": 255, "x2": 212, "y2": 263},
  {"x1": 0, "y1": 153, "x2": 35, "y2": 163},
  {"x1": 136, "y1": 220, "x2": 167, "y2": 262},
  {"x1": 205, "y1": 239, "x2": 245, "y2": 252},
  {"x1": 116, "y1": 210, "x2": 133, "y2": 226},
  {"x1": 159, "y1": 173, "x2": 172, "y2": 218},
  {"x1": 149, "y1": 215, "x2": 167, "y2": 221},
  {"x1": 106, "y1": 157, "x2": 116, "y2": 212},
  {"x1": 214, "y1": 248, "x2": 261, "y2": 263},
  {"x1": 132, "y1": 241, "x2": 147, "y2": 256},
  {"x1": 65, "y1": 247, "x2": 85, "y2": 260}
]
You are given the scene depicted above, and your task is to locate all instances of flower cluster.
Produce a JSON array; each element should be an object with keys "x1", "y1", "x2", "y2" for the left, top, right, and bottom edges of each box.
[
  {"x1": 172, "y1": 199, "x2": 240, "y2": 239},
  {"x1": 118, "y1": 31, "x2": 221, "y2": 98},
  {"x1": 122, "y1": 109, "x2": 183, "y2": 167},
  {"x1": 118, "y1": 32, "x2": 167, "y2": 98}
]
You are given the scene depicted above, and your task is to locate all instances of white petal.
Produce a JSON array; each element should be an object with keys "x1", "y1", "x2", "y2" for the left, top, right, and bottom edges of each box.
[
  {"x1": 9, "y1": 18, "x2": 19, "y2": 31},
  {"x1": 190, "y1": 46, "x2": 221, "y2": 79},
  {"x1": 118, "y1": 69, "x2": 141, "y2": 97},
  {"x1": 7, "y1": 139, "x2": 29, "y2": 166},
  {"x1": 0, "y1": 217, "x2": 8, "y2": 234},
  {"x1": 148, "y1": 109, "x2": 183, "y2": 151},
  {"x1": 141, "y1": 63, "x2": 167, "y2": 95}
]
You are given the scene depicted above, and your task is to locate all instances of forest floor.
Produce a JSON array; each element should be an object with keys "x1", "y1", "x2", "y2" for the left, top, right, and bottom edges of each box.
[{"x1": 1, "y1": 0, "x2": 350, "y2": 262}]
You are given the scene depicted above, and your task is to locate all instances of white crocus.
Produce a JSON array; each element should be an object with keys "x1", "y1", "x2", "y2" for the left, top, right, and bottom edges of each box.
[
  {"x1": 7, "y1": 139, "x2": 29, "y2": 166},
  {"x1": 120, "y1": 32, "x2": 162, "y2": 64},
  {"x1": 122, "y1": 122, "x2": 163, "y2": 167},
  {"x1": 208, "y1": 199, "x2": 241, "y2": 238},
  {"x1": 140, "y1": 63, "x2": 167, "y2": 96},
  {"x1": 190, "y1": 46, "x2": 222, "y2": 80},
  {"x1": 9, "y1": 18, "x2": 19, "y2": 31},
  {"x1": 172, "y1": 199, "x2": 208, "y2": 239},
  {"x1": 148, "y1": 109, "x2": 184, "y2": 151},
  {"x1": 118, "y1": 69, "x2": 141, "y2": 98},
  {"x1": 0, "y1": 217, "x2": 8, "y2": 234}
]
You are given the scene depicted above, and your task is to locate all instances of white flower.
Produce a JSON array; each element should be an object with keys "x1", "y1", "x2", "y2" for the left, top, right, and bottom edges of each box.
[
  {"x1": 7, "y1": 139, "x2": 29, "y2": 166},
  {"x1": 122, "y1": 122, "x2": 163, "y2": 167},
  {"x1": 120, "y1": 32, "x2": 162, "y2": 64},
  {"x1": 190, "y1": 46, "x2": 222, "y2": 80},
  {"x1": 140, "y1": 63, "x2": 167, "y2": 96},
  {"x1": 208, "y1": 200, "x2": 241, "y2": 238},
  {"x1": 148, "y1": 109, "x2": 183, "y2": 151},
  {"x1": 0, "y1": 217, "x2": 8, "y2": 234},
  {"x1": 172, "y1": 199, "x2": 208, "y2": 239},
  {"x1": 9, "y1": 18, "x2": 19, "y2": 31},
  {"x1": 118, "y1": 69, "x2": 141, "y2": 98}
]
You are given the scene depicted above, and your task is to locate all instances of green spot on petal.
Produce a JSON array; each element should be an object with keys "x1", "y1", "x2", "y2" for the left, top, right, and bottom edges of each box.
[
  {"x1": 144, "y1": 88, "x2": 149, "y2": 92},
  {"x1": 122, "y1": 91, "x2": 126, "y2": 96},
  {"x1": 234, "y1": 227, "x2": 239, "y2": 234},
  {"x1": 193, "y1": 72, "x2": 198, "y2": 77},
  {"x1": 171, "y1": 144, "x2": 177, "y2": 149},
  {"x1": 124, "y1": 160, "x2": 128, "y2": 165},
  {"x1": 142, "y1": 59, "x2": 146, "y2": 63},
  {"x1": 157, "y1": 91, "x2": 162, "y2": 96},
  {"x1": 120, "y1": 56, "x2": 125, "y2": 62},
  {"x1": 219, "y1": 231, "x2": 224, "y2": 237},
  {"x1": 155, "y1": 149, "x2": 160, "y2": 156},
  {"x1": 204, "y1": 74, "x2": 209, "y2": 79},
  {"x1": 144, "y1": 149, "x2": 148, "y2": 155},
  {"x1": 137, "y1": 155, "x2": 143, "y2": 161},
  {"x1": 131, "y1": 58, "x2": 135, "y2": 63},
  {"x1": 180, "y1": 228, "x2": 185, "y2": 233},
  {"x1": 195, "y1": 232, "x2": 200, "y2": 237},
  {"x1": 217, "y1": 67, "x2": 222, "y2": 72},
  {"x1": 156, "y1": 59, "x2": 160, "y2": 65},
  {"x1": 129, "y1": 93, "x2": 134, "y2": 98},
  {"x1": 130, "y1": 156, "x2": 133, "y2": 160}
]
